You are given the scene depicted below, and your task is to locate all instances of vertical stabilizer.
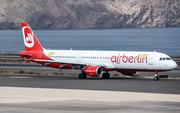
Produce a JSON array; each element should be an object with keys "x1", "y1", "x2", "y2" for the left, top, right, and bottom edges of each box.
[{"x1": 21, "y1": 23, "x2": 43, "y2": 51}]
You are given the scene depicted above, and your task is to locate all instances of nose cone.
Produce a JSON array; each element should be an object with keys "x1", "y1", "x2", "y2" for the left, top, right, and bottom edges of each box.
[{"x1": 170, "y1": 61, "x2": 177, "y2": 70}]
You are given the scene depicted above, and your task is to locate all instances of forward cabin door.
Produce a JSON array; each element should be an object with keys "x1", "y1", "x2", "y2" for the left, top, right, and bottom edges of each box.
[{"x1": 148, "y1": 53, "x2": 155, "y2": 65}]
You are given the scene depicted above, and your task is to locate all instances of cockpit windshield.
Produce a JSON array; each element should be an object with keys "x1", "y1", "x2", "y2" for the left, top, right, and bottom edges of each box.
[
  {"x1": 166, "y1": 58, "x2": 171, "y2": 60},
  {"x1": 159, "y1": 57, "x2": 171, "y2": 61}
]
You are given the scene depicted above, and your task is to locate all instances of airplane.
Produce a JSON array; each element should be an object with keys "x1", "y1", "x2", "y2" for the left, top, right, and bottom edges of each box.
[{"x1": 18, "y1": 23, "x2": 177, "y2": 81}]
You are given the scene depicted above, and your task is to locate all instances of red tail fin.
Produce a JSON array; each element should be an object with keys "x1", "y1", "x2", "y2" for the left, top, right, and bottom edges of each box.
[{"x1": 21, "y1": 23, "x2": 43, "y2": 51}]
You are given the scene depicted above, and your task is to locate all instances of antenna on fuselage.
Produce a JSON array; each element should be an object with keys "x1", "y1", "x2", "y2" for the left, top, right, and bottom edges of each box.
[{"x1": 154, "y1": 50, "x2": 156, "y2": 52}]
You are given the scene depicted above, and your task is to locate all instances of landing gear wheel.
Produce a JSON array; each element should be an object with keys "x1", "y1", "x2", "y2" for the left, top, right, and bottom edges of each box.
[
  {"x1": 154, "y1": 71, "x2": 159, "y2": 81},
  {"x1": 79, "y1": 73, "x2": 87, "y2": 79},
  {"x1": 102, "y1": 73, "x2": 110, "y2": 79},
  {"x1": 154, "y1": 77, "x2": 159, "y2": 81}
]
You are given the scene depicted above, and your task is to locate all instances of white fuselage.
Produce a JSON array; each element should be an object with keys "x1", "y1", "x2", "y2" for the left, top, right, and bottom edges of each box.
[{"x1": 43, "y1": 49, "x2": 177, "y2": 71}]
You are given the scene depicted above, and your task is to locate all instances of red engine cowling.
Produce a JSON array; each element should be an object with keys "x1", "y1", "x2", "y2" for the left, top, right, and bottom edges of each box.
[
  {"x1": 118, "y1": 71, "x2": 137, "y2": 76},
  {"x1": 85, "y1": 66, "x2": 103, "y2": 77}
]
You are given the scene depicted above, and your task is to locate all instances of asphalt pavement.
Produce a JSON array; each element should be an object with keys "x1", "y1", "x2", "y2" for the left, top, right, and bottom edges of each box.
[
  {"x1": 0, "y1": 74, "x2": 180, "y2": 94},
  {"x1": 0, "y1": 61, "x2": 180, "y2": 113}
]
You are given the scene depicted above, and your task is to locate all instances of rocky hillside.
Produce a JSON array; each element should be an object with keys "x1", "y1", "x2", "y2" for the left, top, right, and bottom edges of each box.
[{"x1": 0, "y1": 0, "x2": 179, "y2": 29}]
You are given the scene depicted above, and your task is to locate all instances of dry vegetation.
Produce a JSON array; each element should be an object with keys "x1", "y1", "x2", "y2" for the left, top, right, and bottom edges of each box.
[{"x1": 0, "y1": 69, "x2": 70, "y2": 76}]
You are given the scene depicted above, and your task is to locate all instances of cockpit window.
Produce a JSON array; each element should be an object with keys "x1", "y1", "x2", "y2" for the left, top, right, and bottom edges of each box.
[
  {"x1": 166, "y1": 58, "x2": 171, "y2": 60},
  {"x1": 159, "y1": 57, "x2": 171, "y2": 61}
]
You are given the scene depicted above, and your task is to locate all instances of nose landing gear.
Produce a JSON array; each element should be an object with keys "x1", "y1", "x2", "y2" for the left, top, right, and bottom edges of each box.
[{"x1": 154, "y1": 71, "x2": 159, "y2": 81}]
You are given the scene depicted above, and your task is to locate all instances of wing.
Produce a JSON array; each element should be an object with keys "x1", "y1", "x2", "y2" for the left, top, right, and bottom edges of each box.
[{"x1": 29, "y1": 59, "x2": 113, "y2": 68}]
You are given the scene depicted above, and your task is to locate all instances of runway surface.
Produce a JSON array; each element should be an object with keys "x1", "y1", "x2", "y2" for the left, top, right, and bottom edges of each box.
[
  {"x1": 0, "y1": 74, "x2": 180, "y2": 94},
  {"x1": 0, "y1": 63, "x2": 180, "y2": 94},
  {"x1": 0, "y1": 74, "x2": 180, "y2": 113},
  {"x1": 1, "y1": 62, "x2": 180, "y2": 78},
  {"x1": 0, "y1": 62, "x2": 180, "y2": 113}
]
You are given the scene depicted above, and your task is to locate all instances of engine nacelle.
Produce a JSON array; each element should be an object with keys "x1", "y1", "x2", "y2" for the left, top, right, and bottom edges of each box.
[
  {"x1": 85, "y1": 66, "x2": 103, "y2": 77},
  {"x1": 118, "y1": 71, "x2": 137, "y2": 76}
]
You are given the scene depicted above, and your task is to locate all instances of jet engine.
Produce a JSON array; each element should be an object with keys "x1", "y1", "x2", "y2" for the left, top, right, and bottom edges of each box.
[
  {"x1": 118, "y1": 71, "x2": 137, "y2": 76},
  {"x1": 85, "y1": 66, "x2": 103, "y2": 77}
]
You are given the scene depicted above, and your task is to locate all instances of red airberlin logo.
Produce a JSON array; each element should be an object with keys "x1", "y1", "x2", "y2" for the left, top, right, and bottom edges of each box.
[
  {"x1": 22, "y1": 27, "x2": 34, "y2": 48},
  {"x1": 111, "y1": 54, "x2": 148, "y2": 64}
]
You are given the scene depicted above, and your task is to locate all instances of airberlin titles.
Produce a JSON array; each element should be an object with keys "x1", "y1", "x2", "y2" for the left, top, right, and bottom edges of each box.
[{"x1": 111, "y1": 54, "x2": 148, "y2": 64}]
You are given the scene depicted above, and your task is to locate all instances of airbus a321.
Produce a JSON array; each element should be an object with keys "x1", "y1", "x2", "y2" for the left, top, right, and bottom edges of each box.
[{"x1": 19, "y1": 23, "x2": 177, "y2": 81}]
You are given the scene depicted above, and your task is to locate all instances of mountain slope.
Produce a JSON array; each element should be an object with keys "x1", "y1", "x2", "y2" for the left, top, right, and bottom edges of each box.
[{"x1": 0, "y1": 0, "x2": 179, "y2": 29}]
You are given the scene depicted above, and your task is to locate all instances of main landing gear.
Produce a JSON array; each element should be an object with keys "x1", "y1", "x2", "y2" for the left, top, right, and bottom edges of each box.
[
  {"x1": 79, "y1": 67, "x2": 87, "y2": 79},
  {"x1": 78, "y1": 72, "x2": 110, "y2": 79},
  {"x1": 154, "y1": 71, "x2": 159, "y2": 81},
  {"x1": 79, "y1": 73, "x2": 87, "y2": 79},
  {"x1": 102, "y1": 72, "x2": 110, "y2": 79}
]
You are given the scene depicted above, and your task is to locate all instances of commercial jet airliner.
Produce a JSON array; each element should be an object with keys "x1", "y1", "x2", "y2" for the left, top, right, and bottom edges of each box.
[{"x1": 19, "y1": 23, "x2": 177, "y2": 81}]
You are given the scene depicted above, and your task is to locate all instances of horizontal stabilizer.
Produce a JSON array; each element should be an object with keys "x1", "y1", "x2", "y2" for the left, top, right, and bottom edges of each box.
[{"x1": 18, "y1": 54, "x2": 32, "y2": 57}]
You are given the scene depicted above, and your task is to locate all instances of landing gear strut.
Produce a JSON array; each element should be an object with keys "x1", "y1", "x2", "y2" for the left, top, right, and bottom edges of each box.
[
  {"x1": 79, "y1": 73, "x2": 87, "y2": 79},
  {"x1": 154, "y1": 71, "x2": 159, "y2": 81},
  {"x1": 102, "y1": 72, "x2": 110, "y2": 79},
  {"x1": 79, "y1": 66, "x2": 87, "y2": 79}
]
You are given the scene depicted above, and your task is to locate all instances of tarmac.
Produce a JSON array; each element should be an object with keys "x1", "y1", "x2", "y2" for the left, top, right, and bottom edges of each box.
[
  {"x1": 0, "y1": 58, "x2": 180, "y2": 112},
  {"x1": 0, "y1": 74, "x2": 180, "y2": 113}
]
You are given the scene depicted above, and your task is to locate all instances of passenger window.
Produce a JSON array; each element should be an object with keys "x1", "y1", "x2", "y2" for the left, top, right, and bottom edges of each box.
[{"x1": 163, "y1": 58, "x2": 165, "y2": 60}]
